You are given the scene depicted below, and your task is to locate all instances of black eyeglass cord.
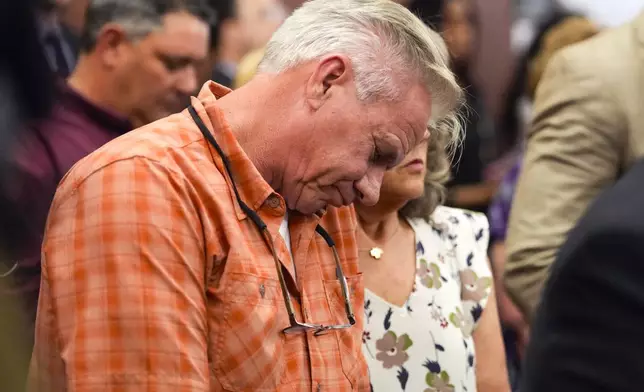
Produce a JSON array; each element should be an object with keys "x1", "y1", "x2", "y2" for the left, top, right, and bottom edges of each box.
[{"x1": 187, "y1": 104, "x2": 336, "y2": 248}]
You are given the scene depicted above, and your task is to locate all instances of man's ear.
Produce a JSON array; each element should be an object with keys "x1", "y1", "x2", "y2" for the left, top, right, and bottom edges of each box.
[
  {"x1": 304, "y1": 54, "x2": 353, "y2": 110},
  {"x1": 93, "y1": 23, "x2": 130, "y2": 68}
]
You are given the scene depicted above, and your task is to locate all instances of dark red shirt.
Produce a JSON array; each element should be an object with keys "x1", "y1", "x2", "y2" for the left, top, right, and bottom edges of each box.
[{"x1": 0, "y1": 82, "x2": 131, "y2": 326}]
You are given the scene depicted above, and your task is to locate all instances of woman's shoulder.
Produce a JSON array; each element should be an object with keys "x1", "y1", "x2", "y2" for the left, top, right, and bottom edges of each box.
[
  {"x1": 412, "y1": 206, "x2": 488, "y2": 231},
  {"x1": 409, "y1": 206, "x2": 489, "y2": 248}
]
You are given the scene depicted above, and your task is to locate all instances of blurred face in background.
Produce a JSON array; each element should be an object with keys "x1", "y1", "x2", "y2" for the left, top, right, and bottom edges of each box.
[
  {"x1": 237, "y1": 0, "x2": 285, "y2": 52},
  {"x1": 96, "y1": 11, "x2": 209, "y2": 126},
  {"x1": 441, "y1": 0, "x2": 476, "y2": 67}
]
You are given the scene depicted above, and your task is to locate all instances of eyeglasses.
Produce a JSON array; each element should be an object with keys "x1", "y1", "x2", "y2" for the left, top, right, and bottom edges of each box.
[
  {"x1": 261, "y1": 225, "x2": 356, "y2": 336},
  {"x1": 188, "y1": 105, "x2": 356, "y2": 336}
]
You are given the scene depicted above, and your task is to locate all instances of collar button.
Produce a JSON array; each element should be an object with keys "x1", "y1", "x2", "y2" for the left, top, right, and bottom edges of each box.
[
  {"x1": 264, "y1": 194, "x2": 285, "y2": 216},
  {"x1": 267, "y1": 195, "x2": 281, "y2": 209}
]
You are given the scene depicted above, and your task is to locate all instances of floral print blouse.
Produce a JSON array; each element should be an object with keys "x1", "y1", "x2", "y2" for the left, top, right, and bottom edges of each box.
[{"x1": 362, "y1": 206, "x2": 492, "y2": 392}]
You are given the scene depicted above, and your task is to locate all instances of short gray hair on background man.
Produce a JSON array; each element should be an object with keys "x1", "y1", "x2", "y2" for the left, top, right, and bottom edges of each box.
[
  {"x1": 259, "y1": 0, "x2": 463, "y2": 146},
  {"x1": 79, "y1": 0, "x2": 215, "y2": 52}
]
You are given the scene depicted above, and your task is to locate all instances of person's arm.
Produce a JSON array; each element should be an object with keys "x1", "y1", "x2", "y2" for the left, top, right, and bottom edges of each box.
[
  {"x1": 504, "y1": 48, "x2": 626, "y2": 320},
  {"x1": 473, "y1": 270, "x2": 511, "y2": 392},
  {"x1": 490, "y1": 241, "x2": 529, "y2": 356},
  {"x1": 31, "y1": 157, "x2": 211, "y2": 391}
]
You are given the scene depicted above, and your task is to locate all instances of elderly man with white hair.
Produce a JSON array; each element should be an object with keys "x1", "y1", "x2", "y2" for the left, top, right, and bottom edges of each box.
[{"x1": 28, "y1": 0, "x2": 462, "y2": 390}]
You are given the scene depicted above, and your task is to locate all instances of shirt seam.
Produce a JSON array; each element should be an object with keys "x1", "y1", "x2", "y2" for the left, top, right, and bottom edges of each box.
[{"x1": 61, "y1": 136, "x2": 214, "y2": 195}]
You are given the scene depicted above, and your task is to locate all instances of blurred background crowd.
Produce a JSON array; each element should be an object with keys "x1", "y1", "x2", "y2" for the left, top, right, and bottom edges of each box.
[{"x1": 2, "y1": 0, "x2": 644, "y2": 390}]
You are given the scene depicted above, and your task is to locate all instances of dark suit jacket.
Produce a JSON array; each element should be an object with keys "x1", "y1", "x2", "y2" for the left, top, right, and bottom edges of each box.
[{"x1": 521, "y1": 158, "x2": 644, "y2": 391}]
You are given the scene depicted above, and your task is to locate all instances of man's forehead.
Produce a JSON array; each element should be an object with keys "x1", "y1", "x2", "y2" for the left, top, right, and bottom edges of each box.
[{"x1": 142, "y1": 12, "x2": 209, "y2": 57}]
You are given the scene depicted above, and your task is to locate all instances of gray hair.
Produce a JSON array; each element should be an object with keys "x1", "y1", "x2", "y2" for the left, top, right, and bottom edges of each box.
[
  {"x1": 258, "y1": 0, "x2": 463, "y2": 141},
  {"x1": 80, "y1": 0, "x2": 215, "y2": 52}
]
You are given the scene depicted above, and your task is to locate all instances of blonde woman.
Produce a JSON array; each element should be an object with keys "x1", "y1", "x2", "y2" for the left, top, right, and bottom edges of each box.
[{"x1": 357, "y1": 118, "x2": 509, "y2": 392}]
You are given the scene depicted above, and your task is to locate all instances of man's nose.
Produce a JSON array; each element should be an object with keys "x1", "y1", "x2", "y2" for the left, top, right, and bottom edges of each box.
[{"x1": 354, "y1": 168, "x2": 385, "y2": 206}]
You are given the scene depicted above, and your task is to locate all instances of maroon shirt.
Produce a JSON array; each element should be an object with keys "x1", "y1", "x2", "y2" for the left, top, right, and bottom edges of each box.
[{"x1": 0, "y1": 83, "x2": 131, "y2": 326}]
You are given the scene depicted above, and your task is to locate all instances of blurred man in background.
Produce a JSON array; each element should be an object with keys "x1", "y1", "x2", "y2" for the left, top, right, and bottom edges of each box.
[{"x1": 0, "y1": 0, "x2": 213, "y2": 373}]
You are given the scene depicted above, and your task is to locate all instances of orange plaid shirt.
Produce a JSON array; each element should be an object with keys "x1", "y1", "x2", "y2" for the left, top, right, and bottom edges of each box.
[{"x1": 29, "y1": 82, "x2": 369, "y2": 391}]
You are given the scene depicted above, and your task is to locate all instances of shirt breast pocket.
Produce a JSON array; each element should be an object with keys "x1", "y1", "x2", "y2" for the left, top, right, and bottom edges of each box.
[
  {"x1": 323, "y1": 273, "x2": 370, "y2": 389},
  {"x1": 211, "y1": 272, "x2": 286, "y2": 391}
]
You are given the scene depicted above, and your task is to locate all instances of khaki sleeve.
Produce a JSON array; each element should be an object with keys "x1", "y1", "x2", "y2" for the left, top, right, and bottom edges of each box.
[{"x1": 504, "y1": 49, "x2": 627, "y2": 320}]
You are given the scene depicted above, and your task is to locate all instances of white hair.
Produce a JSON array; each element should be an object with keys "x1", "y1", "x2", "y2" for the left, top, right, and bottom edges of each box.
[{"x1": 258, "y1": 0, "x2": 464, "y2": 147}]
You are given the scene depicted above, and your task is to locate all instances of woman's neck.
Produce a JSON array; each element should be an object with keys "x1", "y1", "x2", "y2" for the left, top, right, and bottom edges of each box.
[{"x1": 357, "y1": 204, "x2": 405, "y2": 243}]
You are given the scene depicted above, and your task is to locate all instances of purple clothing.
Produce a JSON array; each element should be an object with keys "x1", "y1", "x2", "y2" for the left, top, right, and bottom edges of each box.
[
  {"x1": 488, "y1": 159, "x2": 522, "y2": 241},
  {"x1": 0, "y1": 83, "x2": 131, "y2": 323}
]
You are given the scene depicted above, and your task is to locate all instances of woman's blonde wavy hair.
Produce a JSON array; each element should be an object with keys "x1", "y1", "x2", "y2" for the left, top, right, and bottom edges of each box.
[{"x1": 400, "y1": 111, "x2": 464, "y2": 220}]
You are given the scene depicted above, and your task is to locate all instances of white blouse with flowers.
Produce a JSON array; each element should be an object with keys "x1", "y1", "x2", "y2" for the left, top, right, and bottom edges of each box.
[{"x1": 362, "y1": 206, "x2": 492, "y2": 392}]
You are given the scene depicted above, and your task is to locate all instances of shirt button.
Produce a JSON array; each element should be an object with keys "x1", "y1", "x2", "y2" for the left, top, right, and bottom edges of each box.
[
  {"x1": 267, "y1": 194, "x2": 281, "y2": 209},
  {"x1": 265, "y1": 194, "x2": 285, "y2": 216}
]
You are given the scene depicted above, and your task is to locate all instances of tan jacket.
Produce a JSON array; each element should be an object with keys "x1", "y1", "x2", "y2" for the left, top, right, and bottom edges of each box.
[{"x1": 505, "y1": 12, "x2": 644, "y2": 320}]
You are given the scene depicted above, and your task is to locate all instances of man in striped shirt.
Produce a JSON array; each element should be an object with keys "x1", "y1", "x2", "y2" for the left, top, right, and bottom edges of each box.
[{"x1": 28, "y1": 0, "x2": 462, "y2": 390}]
